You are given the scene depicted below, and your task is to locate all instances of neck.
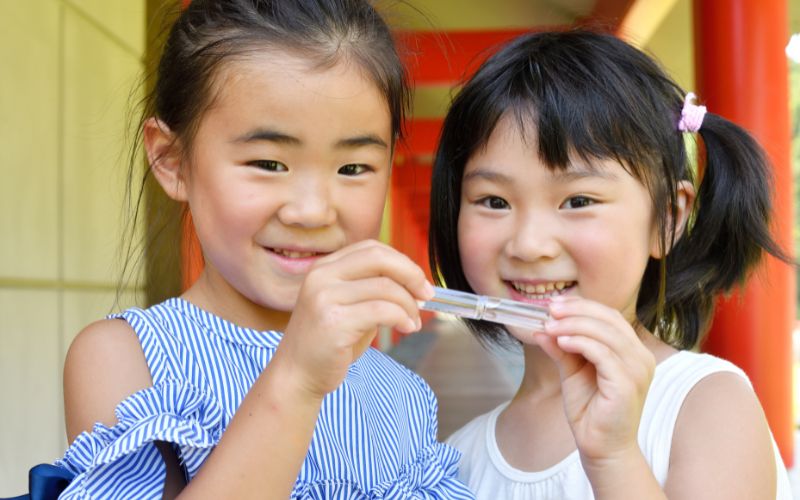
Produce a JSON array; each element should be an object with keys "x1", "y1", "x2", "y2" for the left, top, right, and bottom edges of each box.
[
  {"x1": 515, "y1": 345, "x2": 563, "y2": 401},
  {"x1": 182, "y1": 270, "x2": 292, "y2": 332}
]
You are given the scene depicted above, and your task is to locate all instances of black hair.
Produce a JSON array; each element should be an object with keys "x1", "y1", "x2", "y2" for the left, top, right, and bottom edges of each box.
[
  {"x1": 120, "y1": 0, "x2": 410, "y2": 306},
  {"x1": 429, "y1": 29, "x2": 791, "y2": 350},
  {"x1": 154, "y1": 0, "x2": 409, "y2": 151}
]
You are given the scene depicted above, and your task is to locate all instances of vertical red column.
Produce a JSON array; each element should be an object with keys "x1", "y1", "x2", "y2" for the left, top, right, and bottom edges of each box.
[
  {"x1": 178, "y1": 0, "x2": 204, "y2": 291},
  {"x1": 694, "y1": 0, "x2": 795, "y2": 465}
]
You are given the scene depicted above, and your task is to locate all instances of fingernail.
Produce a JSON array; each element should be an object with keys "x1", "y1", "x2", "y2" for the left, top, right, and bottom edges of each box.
[
  {"x1": 556, "y1": 335, "x2": 572, "y2": 345},
  {"x1": 545, "y1": 319, "x2": 558, "y2": 330},
  {"x1": 415, "y1": 317, "x2": 422, "y2": 330},
  {"x1": 423, "y1": 281, "x2": 435, "y2": 300},
  {"x1": 405, "y1": 317, "x2": 418, "y2": 332}
]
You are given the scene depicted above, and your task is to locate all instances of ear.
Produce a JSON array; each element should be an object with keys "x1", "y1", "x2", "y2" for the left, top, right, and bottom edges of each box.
[
  {"x1": 650, "y1": 180, "x2": 696, "y2": 259},
  {"x1": 143, "y1": 117, "x2": 188, "y2": 201}
]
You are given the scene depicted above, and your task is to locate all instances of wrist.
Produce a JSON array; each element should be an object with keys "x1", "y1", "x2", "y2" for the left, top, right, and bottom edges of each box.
[
  {"x1": 581, "y1": 446, "x2": 666, "y2": 500},
  {"x1": 264, "y1": 349, "x2": 329, "y2": 405}
]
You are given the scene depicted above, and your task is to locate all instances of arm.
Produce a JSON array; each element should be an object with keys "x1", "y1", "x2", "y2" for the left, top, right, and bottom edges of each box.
[
  {"x1": 63, "y1": 319, "x2": 187, "y2": 495},
  {"x1": 178, "y1": 352, "x2": 324, "y2": 499},
  {"x1": 179, "y1": 240, "x2": 432, "y2": 498},
  {"x1": 663, "y1": 372, "x2": 776, "y2": 499}
]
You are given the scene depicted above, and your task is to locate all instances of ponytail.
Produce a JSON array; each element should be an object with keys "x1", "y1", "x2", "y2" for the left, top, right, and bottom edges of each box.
[{"x1": 642, "y1": 113, "x2": 793, "y2": 349}]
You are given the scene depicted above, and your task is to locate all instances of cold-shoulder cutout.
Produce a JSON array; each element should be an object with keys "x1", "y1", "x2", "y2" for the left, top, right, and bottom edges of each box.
[{"x1": 64, "y1": 318, "x2": 153, "y2": 443}]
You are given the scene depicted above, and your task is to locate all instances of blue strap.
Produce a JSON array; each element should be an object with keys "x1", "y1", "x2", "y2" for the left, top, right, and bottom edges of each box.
[{"x1": 1, "y1": 464, "x2": 75, "y2": 500}]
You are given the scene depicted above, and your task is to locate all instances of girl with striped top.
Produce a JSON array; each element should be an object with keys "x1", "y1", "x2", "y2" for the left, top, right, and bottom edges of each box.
[{"x1": 55, "y1": 1, "x2": 473, "y2": 498}]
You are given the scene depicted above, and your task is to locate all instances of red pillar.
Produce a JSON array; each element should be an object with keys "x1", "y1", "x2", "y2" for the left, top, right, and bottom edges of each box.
[{"x1": 694, "y1": 0, "x2": 795, "y2": 465}]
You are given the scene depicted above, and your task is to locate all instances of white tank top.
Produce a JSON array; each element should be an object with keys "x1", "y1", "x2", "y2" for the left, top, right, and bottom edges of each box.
[{"x1": 447, "y1": 351, "x2": 792, "y2": 499}]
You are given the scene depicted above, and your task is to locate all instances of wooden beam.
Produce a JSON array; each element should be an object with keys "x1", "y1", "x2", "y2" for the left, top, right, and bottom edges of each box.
[
  {"x1": 397, "y1": 29, "x2": 538, "y2": 85},
  {"x1": 617, "y1": 0, "x2": 681, "y2": 46},
  {"x1": 579, "y1": 0, "x2": 637, "y2": 31}
]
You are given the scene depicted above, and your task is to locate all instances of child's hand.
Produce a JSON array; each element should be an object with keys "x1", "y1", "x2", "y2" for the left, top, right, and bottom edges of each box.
[
  {"x1": 275, "y1": 239, "x2": 433, "y2": 400},
  {"x1": 533, "y1": 297, "x2": 656, "y2": 468}
]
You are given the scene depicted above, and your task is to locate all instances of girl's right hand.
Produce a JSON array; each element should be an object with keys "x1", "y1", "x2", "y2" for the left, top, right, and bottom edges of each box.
[
  {"x1": 533, "y1": 297, "x2": 655, "y2": 469},
  {"x1": 274, "y1": 239, "x2": 434, "y2": 399}
]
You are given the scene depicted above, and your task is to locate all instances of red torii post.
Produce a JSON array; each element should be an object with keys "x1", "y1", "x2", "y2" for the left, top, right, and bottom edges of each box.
[{"x1": 694, "y1": 0, "x2": 795, "y2": 466}]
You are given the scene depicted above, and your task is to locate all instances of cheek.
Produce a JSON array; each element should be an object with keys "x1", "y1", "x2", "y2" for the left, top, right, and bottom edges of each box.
[
  {"x1": 340, "y1": 181, "x2": 389, "y2": 238},
  {"x1": 571, "y1": 217, "x2": 652, "y2": 299},
  {"x1": 457, "y1": 212, "x2": 496, "y2": 286}
]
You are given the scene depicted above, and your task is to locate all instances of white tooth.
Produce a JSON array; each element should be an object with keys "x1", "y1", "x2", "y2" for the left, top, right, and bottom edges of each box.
[
  {"x1": 534, "y1": 284, "x2": 546, "y2": 294},
  {"x1": 544, "y1": 283, "x2": 555, "y2": 292},
  {"x1": 555, "y1": 281, "x2": 565, "y2": 290}
]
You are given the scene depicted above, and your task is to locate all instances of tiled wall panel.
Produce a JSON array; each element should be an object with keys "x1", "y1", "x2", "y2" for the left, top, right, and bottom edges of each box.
[{"x1": 0, "y1": 1, "x2": 60, "y2": 281}]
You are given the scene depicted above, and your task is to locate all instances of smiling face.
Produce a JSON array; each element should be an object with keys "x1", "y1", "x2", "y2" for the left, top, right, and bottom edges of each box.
[
  {"x1": 457, "y1": 114, "x2": 660, "y2": 324},
  {"x1": 165, "y1": 51, "x2": 393, "y2": 329}
]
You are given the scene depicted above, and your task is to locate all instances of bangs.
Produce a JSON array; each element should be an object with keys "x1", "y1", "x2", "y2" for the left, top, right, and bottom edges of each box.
[{"x1": 456, "y1": 31, "x2": 682, "y2": 182}]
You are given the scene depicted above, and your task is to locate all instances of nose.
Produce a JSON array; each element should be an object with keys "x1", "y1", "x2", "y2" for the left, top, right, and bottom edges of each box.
[
  {"x1": 505, "y1": 210, "x2": 561, "y2": 262},
  {"x1": 277, "y1": 177, "x2": 336, "y2": 228}
]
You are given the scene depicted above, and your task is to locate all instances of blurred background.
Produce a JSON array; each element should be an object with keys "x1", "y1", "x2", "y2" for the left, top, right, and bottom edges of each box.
[{"x1": 1, "y1": 0, "x2": 799, "y2": 495}]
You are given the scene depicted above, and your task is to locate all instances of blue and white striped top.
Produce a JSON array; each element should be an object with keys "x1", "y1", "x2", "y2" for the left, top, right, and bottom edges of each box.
[{"x1": 56, "y1": 298, "x2": 474, "y2": 499}]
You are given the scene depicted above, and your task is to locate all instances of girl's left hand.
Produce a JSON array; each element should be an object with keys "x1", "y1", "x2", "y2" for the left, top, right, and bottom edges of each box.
[{"x1": 532, "y1": 296, "x2": 656, "y2": 467}]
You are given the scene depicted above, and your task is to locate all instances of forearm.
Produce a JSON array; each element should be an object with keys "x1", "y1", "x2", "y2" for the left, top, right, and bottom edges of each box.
[
  {"x1": 583, "y1": 448, "x2": 667, "y2": 500},
  {"x1": 179, "y1": 355, "x2": 324, "y2": 498}
]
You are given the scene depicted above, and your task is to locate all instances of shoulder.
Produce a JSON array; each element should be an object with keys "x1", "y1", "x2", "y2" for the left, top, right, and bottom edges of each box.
[
  {"x1": 646, "y1": 351, "x2": 748, "y2": 410},
  {"x1": 664, "y1": 353, "x2": 777, "y2": 498},
  {"x1": 64, "y1": 318, "x2": 153, "y2": 442}
]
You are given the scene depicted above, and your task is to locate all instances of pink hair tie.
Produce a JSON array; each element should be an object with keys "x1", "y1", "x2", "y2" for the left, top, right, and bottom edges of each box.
[{"x1": 678, "y1": 92, "x2": 706, "y2": 133}]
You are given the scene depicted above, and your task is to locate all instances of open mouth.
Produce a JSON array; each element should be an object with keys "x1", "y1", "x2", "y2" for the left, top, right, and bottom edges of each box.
[
  {"x1": 268, "y1": 248, "x2": 325, "y2": 259},
  {"x1": 509, "y1": 280, "x2": 576, "y2": 300}
]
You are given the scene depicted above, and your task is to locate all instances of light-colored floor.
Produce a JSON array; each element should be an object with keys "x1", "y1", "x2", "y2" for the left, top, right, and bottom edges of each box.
[
  {"x1": 394, "y1": 317, "x2": 800, "y2": 497},
  {"x1": 412, "y1": 318, "x2": 520, "y2": 439}
]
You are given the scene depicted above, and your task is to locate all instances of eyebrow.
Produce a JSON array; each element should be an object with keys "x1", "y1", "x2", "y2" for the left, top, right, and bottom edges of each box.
[
  {"x1": 463, "y1": 165, "x2": 618, "y2": 184},
  {"x1": 552, "y1": 167, "x2": 618, "y2": 182},
  {"x1": 233, "y1": 128, "x2": 388, "y2": 150},
  {"x1": 462, "y1": 169, "x2": 514, "y2": 185}
]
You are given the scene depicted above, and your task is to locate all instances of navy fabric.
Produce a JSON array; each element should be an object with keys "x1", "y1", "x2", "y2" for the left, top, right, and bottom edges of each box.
[{"x1": 1, "y1": 463, "x2": 75, "y2": 500}]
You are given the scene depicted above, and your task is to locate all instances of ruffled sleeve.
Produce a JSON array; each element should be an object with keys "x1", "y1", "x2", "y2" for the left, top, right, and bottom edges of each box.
[
  {"x1": 56, "y1": 379, "x2": 225, "y2": 499},
  {"x1": 288, "y1": 442, "x2": 472, "y2": 499},
  {"x1": 367, "y1": 441, "x2": 473, "y2": 499}
]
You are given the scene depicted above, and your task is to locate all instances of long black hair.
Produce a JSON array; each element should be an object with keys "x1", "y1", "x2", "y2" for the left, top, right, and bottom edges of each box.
[{"x1": 429, "y1": 30, "x2": 791, "y2": 350}]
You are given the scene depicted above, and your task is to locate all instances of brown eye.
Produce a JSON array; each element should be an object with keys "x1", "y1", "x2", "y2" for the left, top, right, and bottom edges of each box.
[
  {"x1": 480, "y1": 196, "x2": 509, "y2": 210},
  {"x1": 338, "y1": 164, "x2": 371, "y2": 176},
  {"x1": 561, "y1": 196, "x2": 594, "y2": 209},
  {"x1": 248, "y1": 160, "x2": 287, "y2": 172}
]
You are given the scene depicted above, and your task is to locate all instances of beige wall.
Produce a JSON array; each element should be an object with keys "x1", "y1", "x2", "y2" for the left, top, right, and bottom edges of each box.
[{"x1": 0, "y1": 0, "x2": 145, "y2": 493}]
